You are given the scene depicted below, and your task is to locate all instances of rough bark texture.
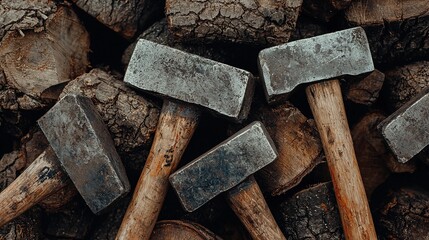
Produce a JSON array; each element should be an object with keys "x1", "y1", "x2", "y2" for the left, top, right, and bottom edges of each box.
[
  {"x1": 71, "y1": 0, "x2": 164, "y2": 39},
  {"x1": 351, "y1": 112, "x2": 392, "y2": 197},
  {"x1": 166, "y1": 0, "x2": 302, "y2": 46},
  {"x1": 275, "y1": 182, "x2": 344, "y2": 239},
  {"x1": 383, "y1": 61, "x2": 429, "y2": 111},
  {"x1": 43, "y1": 198, "x2": 94, "y2": 239},
  {"x1": 60, "y1": 69, "x2": 160, "y2": 174},
  {"x1": 303, "y1": 0, "x2": 351, "y2": 22},
  {"x1": 345, "y1": 70, "x2": 385, "y2": 106},
  {"x1": 345, "y1": 0, "x2": 429, "y2": 66},
  {"x1": 375, "y1": 186, "x2": 429, "y2": 239},
  {"x1": 251, "y1": 101, "x2": 324, "y2": 196}
]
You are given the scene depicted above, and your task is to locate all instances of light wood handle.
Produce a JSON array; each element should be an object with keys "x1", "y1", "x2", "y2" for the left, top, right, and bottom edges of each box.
[
  {"x1": 0, "y1": 147, "x2": 69, "y2": 227},
  {"x1": 306, "y1": 79, "x2": 377, "y2": 239},
  {"x1": 116, "y1": 100, "x2": 200, "y2": 240},
  {"x1": 226, "y1": 176, "x2": 286, "y2": 240}
]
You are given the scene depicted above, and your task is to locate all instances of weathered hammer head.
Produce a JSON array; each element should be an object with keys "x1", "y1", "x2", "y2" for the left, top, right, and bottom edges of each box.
[
  {"x1": 378, "y1": 88, "x2": 429, "y2": 163},
  {"x1": 258, "y1": 27, "x2": 374, "y2": 103},
  {"x1": 169, "y1": 121, "x2": 277, "y2": 212},
  {"x1": 124, "y1": 39, "x2": 254, "y2": 122},
  {"x1": 38, "y1": 94, "x2": 130, "y2": 213}
]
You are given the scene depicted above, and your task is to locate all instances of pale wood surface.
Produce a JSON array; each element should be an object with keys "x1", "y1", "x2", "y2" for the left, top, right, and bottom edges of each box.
[
  {"x1": 151, "y1": 220, "x2": 221, "y2": 240},
  {"x1": 0, "y1": 148, "x2": 69, "y2": 227},
  {"x1": 116, "y1": 101, "x2": 200, "y2": 240},
  {"x1": 306, "y1": 79, "x2": 377, "y2": 240},
  {"x1": 226, "y1": 177, "x2": 286, "y2": 240}
]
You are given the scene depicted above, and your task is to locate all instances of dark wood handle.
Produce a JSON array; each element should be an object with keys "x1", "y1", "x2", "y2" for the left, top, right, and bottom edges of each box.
[
  {"x1": 0, "y1": 147, "x2": 70, "y2": 227},
  {"x1": 116, "y1": 100, "x2": 200, "y2": 240},
  {"x1": 226, "y1": 176, "x2": 286, "y2": 240},
  {"x1": 306, "y1": 79, "x2": 377, "y2": 239}
]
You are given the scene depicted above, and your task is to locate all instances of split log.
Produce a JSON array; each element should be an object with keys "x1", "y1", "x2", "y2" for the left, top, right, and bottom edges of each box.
[
  {"x1": 351, "y1": 112, "x2": 392, "y2": 197},
  {"x1": 345, "y1": 0, "x2": 429, "y2": 66},
  {"x1": 375, "y1": 186, "x2": 429, "y2": 239},
  {"x1": 71, "y1": 0, "x2": 164, "y2": 39},
  {"x1": 275, "y1": 182, "x2": 344, "y2": 239},
  {"x1": 60, "y1": 69, "x2": 160, "y2": 174},
  {"x1": 345, "y1": 70, "x2": 385, "y2": 106},
  {"x1": 251, "y1": 100, "x2": 324, "y2": 195},
  {"x1": 43, "y1": 198, "x2": 94, "y2": 239},
  {"x1": 289, "y1": 15, "x2": 328, "y2": 41},
  {"x1": 383, "y1": 61, "x2": 429, "y2": 111},
  {"x1": 303, "y1": 0, "x2": 351, "y2": 22},
  {"x1": 151, "y1": 220, "x2": 221, "y2": 240},
  {"x1": 165, "y1": 0, "x2": 302, "y2": 46}
]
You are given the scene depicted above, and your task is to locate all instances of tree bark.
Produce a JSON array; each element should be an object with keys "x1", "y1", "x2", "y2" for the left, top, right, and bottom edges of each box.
[
  {"x1": 166, "y1": 0, "x2": 302, "y2": 46},
  {"x1": 345, "y1": 0, "x2": 429, "y2": 66},
  {"x1": 251, "y1": 100, "x2": 324, "y2": 196},
  {"x1": 303, "y1": 0, "x2": 351, "y2": 22},
  {"x1": 275, "y1": 182, "x2": 344, "y2": 239},
  {"x1": 60, "y1": 69, "x2": 160, "y2": 174},
  {"x1": 375, "y1": 186, "x2": 429, "y2": 239},
  {"x1": 71, "y1": 0, "x2": 164, "y2": 39}
]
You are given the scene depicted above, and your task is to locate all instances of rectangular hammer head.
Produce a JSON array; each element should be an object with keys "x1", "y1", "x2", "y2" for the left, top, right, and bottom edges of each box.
[
  {"x1": 378, "y1": 88, "x2": 429, "y2": 163},
  {"x1": 38, "y1": 94, "x2": 130, "y2": 213},
  {"x1": 124, "y1": 39, "x2": 254, "y2": 122},
  {"x1": 169, "y1": 121, "x2": 278, "y2": 212},
  {"x1": 258, "y1": 27, "x2": 374, "y2": 103}
]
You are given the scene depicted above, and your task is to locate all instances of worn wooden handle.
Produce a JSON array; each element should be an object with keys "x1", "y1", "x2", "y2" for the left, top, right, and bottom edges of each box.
[
  {"x1": 306, "y1": 79, "x2": 377, "y2": 239},
  {"x1": 116, "y1": 100, "x2": 200, "y2": 240},
  {"x1": 226, "y1": 176, "x2": 286, "y2": 240},
  {"x1": 0, "y1": 147, "x2": 70, "y2": 227}
]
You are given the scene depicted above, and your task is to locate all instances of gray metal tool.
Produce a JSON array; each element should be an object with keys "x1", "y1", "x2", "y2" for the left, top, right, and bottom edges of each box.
[
  {"x1": 379, "y1": 88, "x2": 429, "y2": 163},
  {"x1": 0, "y1": 94, "x2": 129, "y2": 227},
  {"x1": 116, "y1": 39, "x2": 254, "y2": 240},
  {"x1": 170, "y1": 121, "x2": 285, "y2": 240},
  {"x1": 258, "y1": 27, "x2": 377, "y2": 239}
]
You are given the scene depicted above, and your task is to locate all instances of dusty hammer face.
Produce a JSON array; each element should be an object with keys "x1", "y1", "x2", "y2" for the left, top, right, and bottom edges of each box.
[
  {"x1": 169, "y1": 121, "x2": 278, "y2": 212},
  {"x1": 378, "y1": 88, "x2": 429, "y2": 163},
  {"x1": 124, "y1": 39, "x2": 254, "y2": 122},
  {"x1": 258, "y1": 27, "x2": 374, "y2": 103},
  {"x1": 38, "y1": 94, "x2": 130, "y2": 213}
]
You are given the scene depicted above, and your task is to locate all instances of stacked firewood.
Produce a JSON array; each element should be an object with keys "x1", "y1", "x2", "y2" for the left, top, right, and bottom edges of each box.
[{"x1": 0, "y1": 0, "x2": 428, "y2": 239}]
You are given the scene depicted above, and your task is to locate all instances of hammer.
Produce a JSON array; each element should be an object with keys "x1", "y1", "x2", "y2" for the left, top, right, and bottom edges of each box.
[
  {"x1": 0, "y1": 94, "x2": 130, "y2": 227},
  {"x1": 116, "y1": 39, "x2": 254, "y2": 239},
  {"x1": 378, "y1": 87, "x2": 429, "y2": 163},
  {"x1": 170, "y1": 121, "x2": 285, "y2": 240},
  {"x1": 258, "y1": 27, "x2": 377, "y2": 239}
]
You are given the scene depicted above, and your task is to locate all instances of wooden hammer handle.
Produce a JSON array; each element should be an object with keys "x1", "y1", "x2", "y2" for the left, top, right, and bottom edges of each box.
[
  {"x1": 306, "y1": 79, "x2": 377, "y2": 239},
  {"x1": 226, "y1": 176, "x2": 286, "y2": 240},
  {"x1": 0, "y1": 147, "x2": 69, "y2": 227},
  {"x1": 116, "y1": 100, "x2": 200, "y2": 240}
]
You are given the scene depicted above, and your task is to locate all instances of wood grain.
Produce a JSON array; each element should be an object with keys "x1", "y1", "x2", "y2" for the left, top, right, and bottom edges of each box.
[
  {"x1": 116, "y1": 100, "x2": 200, "y2": 240},
  {"x1": 226, "y1": 176, "x2": 286, "y2": 240},
  {"x1": 305, "y1": 79, "x2": 377, "y2": 240},
  {"x1": 0, "y1": 147, "x2": 69, "y2": 227},
  {"x1": 151, "y1": 220, "x2": 221, "y2": 240}
]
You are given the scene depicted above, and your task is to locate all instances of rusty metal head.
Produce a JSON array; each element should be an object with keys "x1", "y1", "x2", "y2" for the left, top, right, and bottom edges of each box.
[
  {"x1": 38, "y1": 94, "x2": 130, "y2": 213},
  {"x1": 169, "y1": 121, "x2": 278, "y2": 212},
  {"x1": 258, "y1": 27, "x2": 374, "y2": 103},
  {"x1": 124, "y1": 39, "x2": 254, "y2": 122},
  {"x1": 378, "y1": 88, "x2": 429, "y2": 163}
]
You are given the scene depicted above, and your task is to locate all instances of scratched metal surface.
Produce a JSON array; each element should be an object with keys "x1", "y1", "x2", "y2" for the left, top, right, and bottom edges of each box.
[
  {"x1": 38, "y1": 94, "x2": 130, "y2": 213},
  {"x1": 169, "y1": 121, "x2": 278, "y2": 212},
  {"x1": 125, "y1": 39, "x2": 254, "y2": 122},
  {"x1": 379, "y1": 88, "x2": 429, "y2": 163},
  {"x1": 258, "y1": 27, "x2": 374, "y2": 103}
]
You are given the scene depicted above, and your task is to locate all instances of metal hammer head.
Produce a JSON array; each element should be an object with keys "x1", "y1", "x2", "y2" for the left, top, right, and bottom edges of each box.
[
  {"x1": 124, "y1": 39, "x2": 254, "y2": 122},
  {"x1": 378, "y1": 88, "x2": 429, "y2": 163},
  {"x1": 169, "y1": 121, "x2": 278, "y2": 212},
  {"x1": 258, "y1": 27, "x2": 374, "y2": 103},
  {"x1": 38, "y1": 94, "x2": 130, "y2": 213}
]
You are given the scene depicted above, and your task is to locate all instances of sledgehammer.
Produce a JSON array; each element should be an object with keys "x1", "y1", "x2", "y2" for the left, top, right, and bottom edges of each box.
[
  {"x1": 258, "y1": 27, "x2": 377, "y2": 239},
  {"x1": 116, "y1": 39, "x2": 254, "y2": 239}
]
